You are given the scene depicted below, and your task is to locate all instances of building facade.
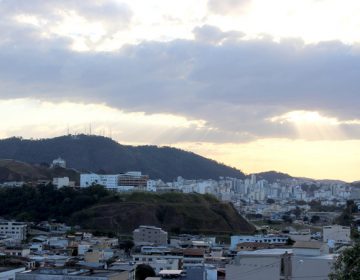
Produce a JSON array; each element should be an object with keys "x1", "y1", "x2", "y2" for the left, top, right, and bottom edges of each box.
[
  {"x1": 133, "y1": 226, "x2": 168, "y2": 246},
  {"x1": 0, "y1": 221, "x2": 27, "y2": 241},
  {"x1": 323, "y1": 225, "x2": 351, "y2": 244}
]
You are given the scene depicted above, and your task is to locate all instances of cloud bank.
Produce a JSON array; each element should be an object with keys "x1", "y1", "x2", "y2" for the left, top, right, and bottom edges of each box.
[{"x1": 0, "y1": 1, "x2": 359, "y2": 144}]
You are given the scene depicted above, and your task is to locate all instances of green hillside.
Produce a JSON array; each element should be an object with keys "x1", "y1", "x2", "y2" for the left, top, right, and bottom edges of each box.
[
  {"x1": 0, "y1": 185, "x2": 255, "y2": 235},
  {"x1": 0, "y1": 135, "x2": 245, "y2": 181}
]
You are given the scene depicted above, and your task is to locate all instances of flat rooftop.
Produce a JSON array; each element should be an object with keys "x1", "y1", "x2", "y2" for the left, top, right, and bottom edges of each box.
[
  {"x1": 238, "y1": 249, "x2": 293, "y2": 256},
  {"x1": 22, "y1": 269, "x2": 119, "y2": 277}
]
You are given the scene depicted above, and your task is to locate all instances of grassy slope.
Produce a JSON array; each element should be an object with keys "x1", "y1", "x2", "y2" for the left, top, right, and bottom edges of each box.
[{"x1": 71, "y1": 192, "x2": 256, "y2": 235}]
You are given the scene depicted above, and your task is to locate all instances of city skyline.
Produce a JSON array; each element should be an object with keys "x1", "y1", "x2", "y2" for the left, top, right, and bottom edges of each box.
[{"x1": 1, "y1": 0, "x2": 360, "y2": 181}]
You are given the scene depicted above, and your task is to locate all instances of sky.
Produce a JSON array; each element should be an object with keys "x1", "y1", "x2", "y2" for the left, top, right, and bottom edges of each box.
[{"x1": 0, "y1": 0, "x2": 360, "y2": 181}]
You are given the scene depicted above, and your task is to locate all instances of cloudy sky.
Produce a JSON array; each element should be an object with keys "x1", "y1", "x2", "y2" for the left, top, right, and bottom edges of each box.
[{"x1": 1, "y1": 0, "x2": 360, "y2": 181}]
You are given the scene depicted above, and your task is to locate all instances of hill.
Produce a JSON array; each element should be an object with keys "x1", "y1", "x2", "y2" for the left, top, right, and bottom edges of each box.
[
  {"x1": 0, "y1": 159, "x2": 80, "y2": 184},
  {"x1": 0, "y1": 135, "x2": 245, "y2": 181},
  {"x1": 71, "y1": 192, "x2": 255, "y2": 235},
  {"x1": 251, "y1": 171, "x2": 293, "y2": 183},
  {"x1": 0, "y1": 185, "x2": 255, "y2": 235}
]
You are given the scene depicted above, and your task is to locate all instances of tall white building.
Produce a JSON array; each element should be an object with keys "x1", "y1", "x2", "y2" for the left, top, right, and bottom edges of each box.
[
  {"x1": 80, "y1": 174, "x2": 119, "y2": 189},
  {"x1": 80, "y1": 172, "x2": 148, "y2": 191}
]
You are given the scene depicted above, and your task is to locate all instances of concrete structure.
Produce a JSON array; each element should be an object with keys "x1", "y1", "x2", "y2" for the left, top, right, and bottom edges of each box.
[
  {"x1": 51, "y1": 157, "x2": 66, "y2": 168},
  {"x1": 118, "y1": 172, "x2": 148, "y2": 190},
  {"x1": 133, "y1": 254, "x2": 181, "y2": 274},
  {"x1": 226, "y1": 249, "x2": 292, "y2": 280},
  {"x1": 292, "y1": 241, "x2": 328, "y2": 256},
  {"x1": 182, "y1": 249, "x2": 205, "y2": 270},
  {"x1": 291, "y1": 254, "x2": 335, "y2": 280},
  {"x1": 52, "y1": 177, "x2": 70, "y2": 188},
  {"x1": 185, "y1": 265, "x2": 217, "y2": 280},
  {"x1": 133, "y1": 226, "x2": 168, "y2": 246},
  {"x1": 323, "y1": 225, "x2": 351, "y2": 244},
  {"x1": 80, "y1": 172, "x2": 148, "y2": 191},
  {"x1": 16, "y1": 268, "x2": 126, "y2": 280},
  {"x1": 0, "y1": 267, "x2": 26, "y2": 280},
  {"x1": 80, "y1": 174, "x2": 119, "y2": 189},
  {"x1": 230, "y1": 235, "x2": 288, "y2": 251},
  {"x1": 0, "y1": 221, "x2": 27, "y2": 241},
  {"x1": 3, "y1": 246, "x2": 30, "y2": 258}
]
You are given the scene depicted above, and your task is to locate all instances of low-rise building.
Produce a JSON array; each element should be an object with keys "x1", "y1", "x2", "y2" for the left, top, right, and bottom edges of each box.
[
  {"x1": 51, "y1": 157, "x2": 66, "y2": 168},
  {"x1": 16, "y1": 268, "x2": 127, "y2": 280},
  {"x1": 133, "y1": 254, "x2": 182, "y2": 274},
  {"x1": 230, "y1": 235, "x2": 288, "y2": 251},
  {"x1": 323, "y1": 225, "x2": 351, "y2": 244},
  {"x1": 0, "y1": 267, "x2": 26, "y2": 280},
  {"x1": 226, "y1": 249, "x2": 292, "y2": 280},
  {"x1": 52, "y1": 177, "x2": 70, "y2": 188},
  {"x1": 3, "y1": 246, "x2": 30, "y2": 258},
  {"x1": 133, "y1": 226, "x2": 168, "y2": 246}
]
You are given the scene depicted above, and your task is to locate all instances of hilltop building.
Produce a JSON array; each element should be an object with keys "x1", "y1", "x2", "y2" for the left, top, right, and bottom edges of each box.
[
  {"x1": 80, "y1": 172, "x2": 148, "y2": 191},
  {"x1": 51, "y1": 157, "x2": 66, "y2": 168},
  {"x1": 52, "y1": 177, "x2": 70, "y2": 188}
]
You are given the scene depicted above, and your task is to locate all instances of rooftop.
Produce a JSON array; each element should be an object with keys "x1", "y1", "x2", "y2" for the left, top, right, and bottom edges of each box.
[
  {"x1": 238, "y1": 249, "x2": 293, "y2": 256},
  {"x1": 293, "y1": 241, "x2": 323, "y2": 249}
]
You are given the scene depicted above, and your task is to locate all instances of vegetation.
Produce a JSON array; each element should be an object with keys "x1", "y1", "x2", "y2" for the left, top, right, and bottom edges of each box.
[
  {"x1": 135, "y1": 264, "x2": 156, "y2": 280},
  {"x1": 0, "y1": 135, "x2": 245, "y2": 181},
  {"x1": 0, "y1": 184, "x2": 109, "y2": 222},
  {"x1": 0, "y1": 159, "x2": 79, "y2": 184},
  {"x1": 330, "y1": 242, "x2": 360, "y2": 280},
  {"x1": 0, "y1": 185, "x2": 255, "y2": 235},
  {"x1": 252, "y1": 171, "x2": 292, "y2": 183},
  {"x1": 336, "y1": 200, "x2": 358, "y2": 226}
]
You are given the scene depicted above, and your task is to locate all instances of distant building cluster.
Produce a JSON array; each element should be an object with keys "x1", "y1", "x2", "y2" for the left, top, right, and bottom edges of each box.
[
  {"x1": 0, "y1": 218, "x2": 350, "y2": 280},
  {"x1": 80, "y1": 171, "x2": 149, "y2": 191}
]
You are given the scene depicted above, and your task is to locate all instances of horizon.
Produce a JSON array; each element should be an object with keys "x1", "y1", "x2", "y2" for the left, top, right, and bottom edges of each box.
[
  {"x1": 0, "y1": 133, "x2": 357, "y2": 183},
  {"x1": 0, "y1": 0, "x2": 359, "y2": 182}
]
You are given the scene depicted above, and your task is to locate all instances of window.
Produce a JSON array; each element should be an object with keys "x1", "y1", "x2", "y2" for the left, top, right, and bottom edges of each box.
[{"x1": 280, "y1": 258, "x2": 285, "y2": 276}]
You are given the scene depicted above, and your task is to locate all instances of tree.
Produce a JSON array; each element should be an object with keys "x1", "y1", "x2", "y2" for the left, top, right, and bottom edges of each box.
[
  {"x1": 310, "y1": 215, "x2": 320, "y2": 224},
  {"x1": 135, "y1": 264, "x2": 156, "y2": 280},
  {"x1": 119, "y1": 240, "x2": 134, "y2": 255},
  {"x1": 267, "y1": 198, "x2": 275, "y2": 204},
  {"x1": 330, "y1": 242, "x2": 360, "y2": 279}
]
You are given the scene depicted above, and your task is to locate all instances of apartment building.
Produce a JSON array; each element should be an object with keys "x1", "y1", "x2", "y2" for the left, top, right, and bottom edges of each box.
[
  {"x1": 133, "y1": 225, "x2": 168, "y2": 246},
  {"x1": 80, "y1": 172, "x2": 148, "y2": 191},
  {"x1": 0, "y1": 221, "x2": 27, "y2": 241}
]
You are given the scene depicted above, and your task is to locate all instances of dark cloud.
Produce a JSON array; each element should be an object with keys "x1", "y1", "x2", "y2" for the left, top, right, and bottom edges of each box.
[{"x1": 0, "y1": 9, "x2": 359, "y2": 142}]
